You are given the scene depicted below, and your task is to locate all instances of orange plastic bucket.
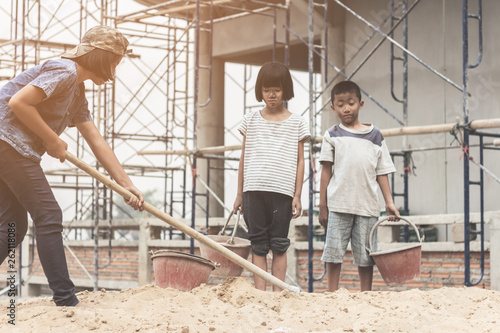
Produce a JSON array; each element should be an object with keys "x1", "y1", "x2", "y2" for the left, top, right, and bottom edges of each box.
[
  {"x1": 368, "y1": 217, "x2": 423, "y2": 286},
  {"x1": 150, "y1": 250, "x2": 217, "y2": 291}
]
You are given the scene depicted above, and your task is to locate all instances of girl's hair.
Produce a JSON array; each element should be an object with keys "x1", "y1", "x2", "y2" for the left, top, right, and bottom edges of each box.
[
  {"x1": 255, "y1": 61, "x2": 294, "y2": 102},
  {"x1": 331, "y1": 80, "x2": 362, "y2": 102},
  {"x1": 72, "y1": 48, "x2": 122, "y2": 82}
]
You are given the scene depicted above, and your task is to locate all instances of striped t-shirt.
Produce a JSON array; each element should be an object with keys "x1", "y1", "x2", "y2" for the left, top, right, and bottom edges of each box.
[
  {"x1": 238, "y1": 110, "x2": 311, "y2": 198},
  {"x1": 319, "y1": 123, "x2": 396, "y2": 217}
]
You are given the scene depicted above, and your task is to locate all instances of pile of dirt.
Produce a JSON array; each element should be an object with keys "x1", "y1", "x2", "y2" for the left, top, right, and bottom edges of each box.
[{"x1": 1, "y1": 277, "x2": 499, "y2": 332}]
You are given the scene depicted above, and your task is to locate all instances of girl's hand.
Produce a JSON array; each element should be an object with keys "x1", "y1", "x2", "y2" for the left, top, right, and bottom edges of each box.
[
  {"x1": 124, "y1": 185, "x2": 144, "y2": 211},
  {"x1": 233, "y1": 194, "x2": 243, "y2": 214},
  {"x1": 45, "y1": 138, "x2": 68, "y2": 162},
  {"x1": 292, "y1": 196, "x2": 302, "y2": 219}
]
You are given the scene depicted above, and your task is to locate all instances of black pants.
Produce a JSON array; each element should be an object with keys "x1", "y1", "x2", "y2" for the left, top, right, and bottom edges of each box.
[
  {"x1": 242, "y1": 191, "x2": 293, "y2": 256},
  {"x1": 0, "y1": 140, "x2": 78, "y2": 306}
]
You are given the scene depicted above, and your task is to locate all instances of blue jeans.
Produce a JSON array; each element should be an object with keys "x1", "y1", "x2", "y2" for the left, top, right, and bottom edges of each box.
[{"x1": 0, "y1": 140, "x2": 78, "y2": 306}]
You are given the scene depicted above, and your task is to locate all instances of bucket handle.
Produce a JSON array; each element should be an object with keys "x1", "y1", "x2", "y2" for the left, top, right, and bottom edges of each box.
[
  {"x1": 219, "y1": 209, "x2": 241, "y2": 236},
  {"x1": 228, "y1": 210, "x2": 242, "y2": 244},
  {"x1": 368, "y1": 216, "x2": 423, "y2": 253}
]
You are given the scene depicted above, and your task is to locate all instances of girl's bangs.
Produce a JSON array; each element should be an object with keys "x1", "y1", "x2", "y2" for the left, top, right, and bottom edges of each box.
[{"x1": 261, "y1": 70, "x2": 283, "y2": 88}]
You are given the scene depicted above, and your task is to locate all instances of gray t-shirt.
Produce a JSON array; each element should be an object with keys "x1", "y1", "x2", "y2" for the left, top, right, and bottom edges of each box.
[
  {"x1": 238, "y1": 110, "x2": 311, "y2": 198},
  {"x1": 319, "y1": 123, "x2": 396, "y2": 217},
  {"x1": 0, "y1": 59, "x2": 92, "y2": 162}
]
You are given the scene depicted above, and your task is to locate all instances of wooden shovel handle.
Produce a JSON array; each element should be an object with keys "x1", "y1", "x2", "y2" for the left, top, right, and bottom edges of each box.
[{"x1": 65, "y1": 151, "x2": 300, "y2": 294}]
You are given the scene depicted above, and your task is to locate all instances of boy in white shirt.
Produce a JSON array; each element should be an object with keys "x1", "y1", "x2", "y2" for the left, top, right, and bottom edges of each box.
[{"x1": 318, "y1": 80, "x2": 400, "y2": 291}]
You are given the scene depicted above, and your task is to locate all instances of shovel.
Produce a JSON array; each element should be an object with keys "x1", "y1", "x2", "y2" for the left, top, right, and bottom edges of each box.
[{"x1": 65, "y1": 151, "x2": 300, "y2": 294}]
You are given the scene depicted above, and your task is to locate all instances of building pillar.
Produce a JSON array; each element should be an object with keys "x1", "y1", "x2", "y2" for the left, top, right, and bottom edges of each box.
[
  {"x1": 491, "y1": 218, "x2": 500, "y2": 291},
  {"x1": 196, "y1": 7, "x2": 225, "y2": 218},
  {"x1": 321, "y1": 6, "x2": 345, "y2": 134}
]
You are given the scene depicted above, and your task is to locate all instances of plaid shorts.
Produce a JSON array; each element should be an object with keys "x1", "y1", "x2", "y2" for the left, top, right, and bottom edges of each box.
[{"x1": 321, "y1": 212, "x2": 378, "y2": 267}]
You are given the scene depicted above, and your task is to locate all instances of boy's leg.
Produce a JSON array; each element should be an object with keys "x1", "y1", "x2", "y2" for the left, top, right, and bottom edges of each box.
[
  {"x1": 351, "y1": 215, "x2": 378, "y2": 292},
  {"x1": 252, "y1": 253, "x2": 267, "y2": 291},
  {"x1": 271, "y1": 250, "x2": 286, "y2": 291},
  {"x1": 358, "y1": 266, "x2": 374, "y2": 291},
  {"x1": 326, "y1": 262, "x2": 342, "y2": 292},
  {"x1": 0, "y1": 142, "x2": 78, "y2": 306},
  {"x1": 321, "y1": 212, "x2": 353, "y2": 291}
]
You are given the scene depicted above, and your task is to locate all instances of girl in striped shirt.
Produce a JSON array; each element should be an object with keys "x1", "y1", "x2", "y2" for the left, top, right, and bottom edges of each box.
[{"x1": 233, "y1": 61, "x2": 310, "y2": 291}]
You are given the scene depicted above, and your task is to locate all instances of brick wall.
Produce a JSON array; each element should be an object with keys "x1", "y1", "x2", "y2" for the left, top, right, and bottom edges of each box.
[
  {"x1": 27, "y1": 246, "x2": 140, "y2": 283},
  {"x1": 296, "y1": 249, "x2": 491, "y2": 292}
]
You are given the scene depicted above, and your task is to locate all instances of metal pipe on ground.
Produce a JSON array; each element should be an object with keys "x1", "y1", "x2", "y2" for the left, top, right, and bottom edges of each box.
[{"x1": 64, "y1": 151, "x2": 301, "y2": 294}]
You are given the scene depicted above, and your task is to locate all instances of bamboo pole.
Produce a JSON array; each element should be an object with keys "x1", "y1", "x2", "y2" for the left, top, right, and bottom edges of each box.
[
  {"x1": 380, "y1": 118, "x2": 500, "y2": 137},
  {"x1": 138, "y1": 118, "x2": 500, "y2": 155},
  {"x1": 313, "y1": 118, "x2": 500, "y2": 143},
  {"x1": 137, "y1": 144, "x2": 242, "y2": 156},
  {"x1": 64, "y1": 151, "x2": 301, "y2": 294},
  {"x1": 194, "y1": 144, "x2": 242, "y2": 155}
]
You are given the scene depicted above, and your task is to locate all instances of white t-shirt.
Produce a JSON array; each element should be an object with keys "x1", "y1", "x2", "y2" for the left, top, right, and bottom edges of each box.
[
  {"x1": 238, "y1": 110, "x2": 311, "y2": 198},
  {"x1": 319, "y1": 123, "x2": 396, "y2": 217}
]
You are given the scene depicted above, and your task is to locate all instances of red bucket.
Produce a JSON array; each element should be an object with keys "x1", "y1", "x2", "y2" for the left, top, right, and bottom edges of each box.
[
  {"x1": 368, "y1": 217, "x2": 423, "y2": 286},
  {"x1": 150, "y1": 250, "x2": 217, "y2": 291},
  {"x1": 199, "y1": 235, "x2": 251, "y2": 278}
]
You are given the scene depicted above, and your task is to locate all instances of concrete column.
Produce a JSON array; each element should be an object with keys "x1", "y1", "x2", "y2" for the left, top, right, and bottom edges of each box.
[
  {"x1": 196, "y1": 7, "x2": 225, "y2": 218},
  {"x1": 491, "y1": 218, "x2": 500, "y2": 291},
  {"x1": 321, "y1": 6, "x2": 345, "y2": 135}
]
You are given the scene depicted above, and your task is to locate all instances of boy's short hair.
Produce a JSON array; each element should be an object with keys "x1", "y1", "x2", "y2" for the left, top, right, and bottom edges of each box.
[
  {"x1": 255, "y1": 61, "x2": 294, "y2": 102},
  {"x1": 331, "y1": 80, "x2": 362, "y2": 102},
  {"x1": 72, "y1": 48, "x2": 122, "y2": 82}
]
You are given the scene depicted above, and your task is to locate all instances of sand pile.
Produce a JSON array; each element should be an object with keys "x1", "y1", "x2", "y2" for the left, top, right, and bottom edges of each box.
[{"x1": 1, "y1": 277, "x2": 499, "y2": 332}]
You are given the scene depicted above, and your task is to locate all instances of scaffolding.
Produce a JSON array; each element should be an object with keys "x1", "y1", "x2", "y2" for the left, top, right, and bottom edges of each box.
[
  {"x1": 1, "y1": 0, "x2": 497, "y2": 293},
  {"x1": 0, "y1": 0, "x2": 300, "y2": 292}
]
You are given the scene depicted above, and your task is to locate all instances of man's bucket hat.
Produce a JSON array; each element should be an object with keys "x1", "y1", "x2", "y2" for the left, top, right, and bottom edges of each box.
[{"x1": 62, "y1": 25, "x2": 131, "y2": 59}]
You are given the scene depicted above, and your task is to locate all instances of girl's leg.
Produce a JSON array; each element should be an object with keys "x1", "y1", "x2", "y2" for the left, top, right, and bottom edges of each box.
[
  {"x1": 252, "y1": 253, "x2": 267, "y2": 291},
  {"x1": 0, "y1": 143, "x2": 78, "y2": 306},
  {"x1": 271, "y1": 250, "x2": 287, "y2": 291},
  {"x1": 243, "y1": 192, "x2": 272, "y2": 290},
  {"x1": 267, "y1": 192, "x2": 292, "y2": 291},
  {"x1": 326, "y1": 262, "x2": 342, "y2": 292}
]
